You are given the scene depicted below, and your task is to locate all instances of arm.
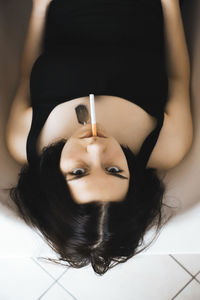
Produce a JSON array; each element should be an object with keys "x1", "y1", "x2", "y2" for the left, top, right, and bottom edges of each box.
[
  {"x1": 161, "y1": 0, "x2": 191, "y2": 81},
  {"x1": 14, "y1": 2, "x2": 51, "y2": 110},
  {"x1": 19, "y1": 2, "x2": 51, "y2": 81},
  {"x1": 161, "y1": 0, "x2": 191, "y2": 116},
  {"x1": 149, "y1": 0, "x2": 193, "y2": 170},
  {"x1": 6, "y1": 1, "x2": 51, "y2": 117},
  {"x1": 5, "y1": 2, "x2": 51, "y2": 163}
]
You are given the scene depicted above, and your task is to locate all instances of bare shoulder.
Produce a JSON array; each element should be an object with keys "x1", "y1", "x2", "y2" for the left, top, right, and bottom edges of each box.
[{"x1": 147, "y1": 110, "x2": 193, "y2": 171}]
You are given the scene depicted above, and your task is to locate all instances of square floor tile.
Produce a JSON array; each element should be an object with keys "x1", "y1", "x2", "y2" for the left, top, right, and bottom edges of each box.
[
  {"x1": 171, "y1": 254, "x2": 200, "y2": 276},
  {"x1": 0, "y1": 258, "x2": 54, "y2": 300},
  {"x1": 58, "y1": 255, "x2": 192, "y2": 300},
  {"x1": 173, "y1": 279, "x2": 200, "y2": 300}
]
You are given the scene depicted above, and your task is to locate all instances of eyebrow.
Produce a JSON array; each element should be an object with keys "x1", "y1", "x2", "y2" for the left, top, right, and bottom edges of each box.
[{"x1": 67, "y1": 173, "x2": 129, "y2": 182}]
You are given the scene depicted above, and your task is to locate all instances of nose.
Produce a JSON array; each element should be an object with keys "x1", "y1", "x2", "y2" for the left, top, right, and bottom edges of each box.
[{"x1": 86, "y1": 139, "x2": 106, "y2": 155}]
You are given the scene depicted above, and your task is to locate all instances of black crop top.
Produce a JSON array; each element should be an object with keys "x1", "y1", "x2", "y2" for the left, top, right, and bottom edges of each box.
[{"x1": 27, "y1": 0, "x2": 168, "y2": 168}]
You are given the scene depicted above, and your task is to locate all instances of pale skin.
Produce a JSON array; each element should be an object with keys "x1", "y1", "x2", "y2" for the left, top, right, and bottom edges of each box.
[
  {"x1": 5, "y1": 0, "x2": 193, "y2": 204},
  {"x1": 59, "y1": 123, "x2": 130, "y2": 204}
]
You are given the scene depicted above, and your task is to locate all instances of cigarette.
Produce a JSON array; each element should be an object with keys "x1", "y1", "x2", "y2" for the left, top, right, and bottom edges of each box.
[{"x1": 89, "y1": 94, "x2": 97, "y2": 136}]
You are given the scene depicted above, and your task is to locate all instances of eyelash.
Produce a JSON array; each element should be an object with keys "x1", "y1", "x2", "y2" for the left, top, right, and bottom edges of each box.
[{"x1": 69, "y1": 166, "x2": 123, "y2": 176}]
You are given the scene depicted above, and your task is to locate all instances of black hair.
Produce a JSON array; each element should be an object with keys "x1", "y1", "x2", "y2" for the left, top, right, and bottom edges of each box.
[{"x1": 8, "y1": 138, "x2": 169, "y2": 276}]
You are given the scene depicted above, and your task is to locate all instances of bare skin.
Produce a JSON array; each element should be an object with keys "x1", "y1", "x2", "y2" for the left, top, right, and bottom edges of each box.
[
  {"x1": 5, "y1": 0, "x2": 193, "y2": 204},
  {"x1": 36, "y1": 96, "x2": 157, "y2": 159},
  {"x1": 59, "y1": 122, "x2": 131, "y2": 203},
  {"x1": 29, "y1": 94, "x2": 157, "y2": 204}
]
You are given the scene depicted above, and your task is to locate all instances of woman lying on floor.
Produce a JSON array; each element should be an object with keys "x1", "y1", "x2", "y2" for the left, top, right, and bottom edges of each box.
[{"x1": 5, "y1": 0, "x2": 193, "y2": 275}]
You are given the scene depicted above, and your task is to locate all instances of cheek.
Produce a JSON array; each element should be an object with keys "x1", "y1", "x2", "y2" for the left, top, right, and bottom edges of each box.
[
  {"x1": 61, "y1": 140, "x2": 83, "y2": 161},
  {"x1": 60, "y1": 144, "x2": 79, "y2": 172},
  {"x1": 109, "y1": 143, "x2": 126, "y2": 160},
  {"x1": 112, "y1": 146, "x2": 130, "y2": 171}
]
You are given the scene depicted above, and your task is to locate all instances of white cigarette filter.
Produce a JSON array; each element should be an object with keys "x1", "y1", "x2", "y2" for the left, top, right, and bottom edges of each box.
[
  {"x1": 89, "y1": 94, "x2": 96, "y2": 124},
  {"x1": 89, "y1": 94, "x2": 97, "y2": 136}
]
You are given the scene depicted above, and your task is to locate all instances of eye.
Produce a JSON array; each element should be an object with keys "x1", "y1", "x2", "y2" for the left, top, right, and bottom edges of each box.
[
  {"x1": 106, "y1": 166, "x2": 122, "y2": 173},
  {"x1": 68, "y1": 166, "x2": 123, "y2": 177},
  {"x1": 70, "y1": 168, "x2": 86, "y2": 175}
]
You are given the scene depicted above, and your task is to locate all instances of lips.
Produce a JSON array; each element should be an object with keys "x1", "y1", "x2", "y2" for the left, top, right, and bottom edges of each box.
[{"x1": 79, "y1": 129, "x2": 107, "y2": 138}]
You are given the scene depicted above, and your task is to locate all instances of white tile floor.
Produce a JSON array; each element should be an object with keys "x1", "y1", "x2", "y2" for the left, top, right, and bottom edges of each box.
[{"x1": 0, "y1": 255, "x2": 200, "y2": 300}]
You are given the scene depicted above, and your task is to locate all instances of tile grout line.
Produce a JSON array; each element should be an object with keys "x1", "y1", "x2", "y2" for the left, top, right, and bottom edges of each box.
[
  {"x1": 31, "y1": 258, "x2": 60, "y2": 300},
  {"x1": 36, "y1": 276, "x2": 78, "y2": 300},
  {"x1": 56, "y1": 281, "x2": 79, "y2": 300},
  {"x1": 169, "y1": 255, "x2": 200, "y2": 299},
  {"x1": 36, "y1": 275, "x2": 78, "y2": 300},
  {"x1": 171, "y1": 277, "x2": 194, "y2": 300},
  {"x1": 169, "y1": 255, "x2": 197, "y2": 278},
  {"x1": 195, "y1": 270, "x2": 200, "y2": 276},
  {"x1": 31, "y1": 258, "x2": 78, "y2": 300},
  {"x1": 31, "y1": 257, "x2": 67, "y2": 281},
  {"x1": 37, "y1": 281, "x2": 58, "y2": 300},
  {"x1": 194, "y1": 270, "x2": 200, "y2": 284}
]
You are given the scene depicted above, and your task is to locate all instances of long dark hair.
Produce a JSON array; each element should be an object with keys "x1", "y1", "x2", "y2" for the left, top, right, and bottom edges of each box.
[{"x1": 8, "y1": 139, "x2": 169, "y2": 275}]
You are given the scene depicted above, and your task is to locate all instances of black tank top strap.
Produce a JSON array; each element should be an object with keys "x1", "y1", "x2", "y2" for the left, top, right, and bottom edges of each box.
[
  {"x1": 26, "y1": 103, "x2": 58, "y2": 166},
  {"x1": 136, "y1": 111, "x2": 164, "y2": 169}
]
